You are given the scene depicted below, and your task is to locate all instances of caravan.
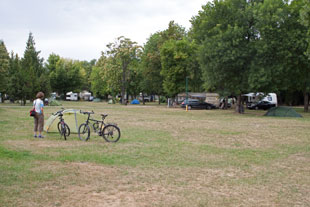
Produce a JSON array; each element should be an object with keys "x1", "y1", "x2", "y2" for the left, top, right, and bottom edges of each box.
[
  {"x1": 244, "y1": 93, "x2": 277, "y2": 110},
  {"x1": 66, "y1": 92, "x2": 78, "y2": 101}
]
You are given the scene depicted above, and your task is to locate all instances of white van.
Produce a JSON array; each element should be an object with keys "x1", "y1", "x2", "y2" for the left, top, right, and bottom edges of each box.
[
  {"x1": 66, "y1": 92, "x2": 78, "y2": 101},
  {"x1": 243, "y1": 93, "x2": 277, "y2": 106}
]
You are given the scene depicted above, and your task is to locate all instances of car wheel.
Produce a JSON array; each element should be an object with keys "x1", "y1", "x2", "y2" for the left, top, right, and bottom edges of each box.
[
  {"x1": 255, "y1": 106, "x2": 259, "y2": 110},
  {"x1": 206, "y1": 105, "x2": 211, "y2": 110}
]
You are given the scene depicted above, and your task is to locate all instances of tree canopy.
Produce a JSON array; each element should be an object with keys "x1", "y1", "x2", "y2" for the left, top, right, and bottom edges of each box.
[
  {"x1": 1, "y1": 1, "x2": 310, "y2": 112},
  {"x1": 0, "y1": 40, "x2": 9, "y2": 101}
]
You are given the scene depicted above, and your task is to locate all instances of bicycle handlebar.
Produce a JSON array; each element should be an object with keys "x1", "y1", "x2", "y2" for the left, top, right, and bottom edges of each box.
[{"x1": 52, "y1": 108, "x2": 65, "y2": 116}]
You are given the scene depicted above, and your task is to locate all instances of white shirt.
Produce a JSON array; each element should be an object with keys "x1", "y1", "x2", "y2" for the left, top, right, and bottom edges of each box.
[{"x1": 33, "y1": 98, "x2": 44, "y2": 114}]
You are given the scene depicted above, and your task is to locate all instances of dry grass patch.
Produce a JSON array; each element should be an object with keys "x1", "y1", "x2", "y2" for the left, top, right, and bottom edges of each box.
[{"x1": 8, "y1": 159, "x2": 310, "y2": 207}]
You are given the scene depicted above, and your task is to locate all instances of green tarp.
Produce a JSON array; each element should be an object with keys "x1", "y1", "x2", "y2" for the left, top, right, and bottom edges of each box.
[{"x1": 264, "y1": 106, "x2": 302, "y2": 118}]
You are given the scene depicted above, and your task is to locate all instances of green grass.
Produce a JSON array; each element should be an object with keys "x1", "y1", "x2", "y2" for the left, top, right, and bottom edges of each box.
[{"x1": 0, "y1": 101, "x2": 310, "y2": 206}]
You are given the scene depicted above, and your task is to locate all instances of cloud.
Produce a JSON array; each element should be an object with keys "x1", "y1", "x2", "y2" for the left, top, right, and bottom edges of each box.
[{"x1": 0, "y1": 0, "x2": 208, "y2": 61}]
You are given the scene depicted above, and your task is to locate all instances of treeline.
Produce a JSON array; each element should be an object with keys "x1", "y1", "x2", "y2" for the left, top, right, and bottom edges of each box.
[{"x1": 0, "y1": 0, "x2": 310, "y2": 112}]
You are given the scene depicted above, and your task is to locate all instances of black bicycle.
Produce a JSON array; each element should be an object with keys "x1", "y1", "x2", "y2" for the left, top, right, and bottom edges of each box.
[
  {"x1": 78, "y1": 110, "x2": 121, "y2": 142},
  {"x1": 53, "y1": 108, "x2": 70, "y2": 140}
]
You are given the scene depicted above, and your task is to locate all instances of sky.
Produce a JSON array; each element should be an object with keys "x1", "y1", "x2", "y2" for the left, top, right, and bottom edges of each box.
[{"x1": 0, "y1": 0, "x2": 209, "y2": 61}]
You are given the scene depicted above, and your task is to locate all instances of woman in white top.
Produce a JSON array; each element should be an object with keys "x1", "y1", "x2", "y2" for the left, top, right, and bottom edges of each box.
[{"x1": 33, "y1": 92, "x2": 45, "y2": 138}]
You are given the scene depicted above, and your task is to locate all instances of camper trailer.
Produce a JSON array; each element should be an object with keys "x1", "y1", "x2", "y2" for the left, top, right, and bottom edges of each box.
[
  {"x1": 66, "y1": 92, "x2": 78, "y2": 101},
  {"x1": 79, "y1": 91, "x2": 92, "y2": 101},
  {"x1": 243, "y1": 93, "x2": 277, "y2": 108},
  {"x1": 204, "y1": 93, "x2": 220, "y2": 108}
]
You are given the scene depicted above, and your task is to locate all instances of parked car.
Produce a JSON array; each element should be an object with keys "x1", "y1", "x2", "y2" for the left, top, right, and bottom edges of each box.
[
  {"x1": 181, "y1": 99, "x2": 216, "y2": 110},
  {"x1": 247, "y1": 101, "x2": 276, "y2": 110}
]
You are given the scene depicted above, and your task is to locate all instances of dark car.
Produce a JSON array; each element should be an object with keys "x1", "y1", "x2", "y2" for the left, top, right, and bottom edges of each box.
[
  {"x1": 247, "y1": 101, "x2": 276, "y2": 110},
  {"x1": 181, "y1": 99, "x2": 216, "y2": 110}
]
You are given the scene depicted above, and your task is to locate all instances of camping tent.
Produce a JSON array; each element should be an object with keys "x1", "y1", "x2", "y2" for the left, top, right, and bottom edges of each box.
[
  {"x1": 44, "y1": 109, "x2": 88, "y2": 133},
  {"x1": 131, "y1": 99, "x2": 140, "y2": 104},
  {"x1": 264, "y1": 106, "x2": 302, "y2": 118}
]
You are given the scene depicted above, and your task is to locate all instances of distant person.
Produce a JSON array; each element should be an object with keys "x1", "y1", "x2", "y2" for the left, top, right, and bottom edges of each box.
[{"x1": 33, "y1": 92, "x2": 45, "y2": 138}]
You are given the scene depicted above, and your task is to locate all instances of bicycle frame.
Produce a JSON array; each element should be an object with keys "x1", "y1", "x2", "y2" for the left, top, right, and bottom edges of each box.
[
  {"x1": 82, "y1": 111, "x2": 107, "y2": 135},
  {"x1": 79, "y1": 110, "x2": 120, "y2": 142},
  {"x1": 53, "y1": 109, "x2": 70, "y2": 140}
]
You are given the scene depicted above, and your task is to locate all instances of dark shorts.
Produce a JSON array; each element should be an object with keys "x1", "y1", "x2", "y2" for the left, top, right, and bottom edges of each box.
[{"x1": 34, "y1": 113, "x2": 44, "y2": 132}]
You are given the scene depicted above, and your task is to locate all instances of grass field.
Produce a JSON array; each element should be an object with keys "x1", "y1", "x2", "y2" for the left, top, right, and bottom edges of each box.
[{"x1": 0, "y1": 101, "x2": 309, "y2": 207}]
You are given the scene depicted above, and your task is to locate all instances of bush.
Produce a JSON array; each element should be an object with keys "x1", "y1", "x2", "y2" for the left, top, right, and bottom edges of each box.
[
  {"x1": 49, "y1": 100, "x2": 62, "y2": 106},
  {"x1": 160, "y1": 96, "x2": 167, "y2": 103}
]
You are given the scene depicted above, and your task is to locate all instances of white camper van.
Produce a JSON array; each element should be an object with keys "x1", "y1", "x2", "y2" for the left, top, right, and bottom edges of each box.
[
  {"x1": 66, "y1": 92, "x2": 78, "y2": 101},
  {"x1": 243, "y1": 93, "x2": 277, "y2": 106},
  {"x1": 245, "y1": 93, "x2": 277, "y2": 110}
]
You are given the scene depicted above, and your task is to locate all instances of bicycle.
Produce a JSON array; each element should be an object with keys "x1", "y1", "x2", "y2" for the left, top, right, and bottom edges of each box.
[
  {"x1": 78, "y1": 110, "x2": 121, "y2": 142},
  {"x1": 53, "y1": 108, "x2": 70, "y2": 140}
]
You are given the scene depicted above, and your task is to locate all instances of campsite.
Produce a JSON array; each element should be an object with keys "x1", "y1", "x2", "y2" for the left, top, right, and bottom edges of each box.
[
  {"x1": 1, "y1": 0, "x2": 310, "y2": 206},
  {"x1": 0, "y1": 101, "x2": 309, "y2": 206}
]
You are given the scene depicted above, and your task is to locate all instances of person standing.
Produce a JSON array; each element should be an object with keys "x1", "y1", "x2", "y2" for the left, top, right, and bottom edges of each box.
[{"x1": 33, "y1": 92, "x2": 45, "y2": 138}]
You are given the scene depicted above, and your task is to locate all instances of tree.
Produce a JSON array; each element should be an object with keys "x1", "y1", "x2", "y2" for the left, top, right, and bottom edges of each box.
[
  {"x1": 191, "y1": 0, "x2": 257, "y2": 113},
  {"x1": 160, "y1": 38, "x2": 202, "y2": 97},
  {"x1": 7, "y1": 53, "x2": 23, "y2": 103},
  {"x1": 80, "y1": 59, "x2": 96, "y2": 91},
  {"x1": 49, "y1": 58, "x2": 84, "y2": 97},
  {"x1": 160, "y1": 21, "x2": 186, "y2": 43},
  {"x1": 21, "y1": 33, "x2": 48, "y2": 104},
  {"x1": 299, "y1": 0, "x2": 310, "y2": 111},
  {"x1": 287, "y1": 0, "x2": 310, "y2": 112},
  {"x1": 249, "y1": 0, "x2": 310, "y2": 111},
  {"x1": 90, "y1": 55, "x2": 110, "y2": 99},
  {"x1": 140, "y1": 21, "x2": 198, "y2": 103},
  {"x1": 0, "y1": 40, "x2": 9, "y2": 102},
  {"x1": 106, "y1": 36, "x2": 142, "y2": 104},
  {"x1": 300, "y1": 0, "x2": 310, "y2": 59},
  {"x1": 45, "y1": 53, "x2": 60, "y2": 73},
  {"x1": 140, "y1": 33, "x2": 163, "y2": 102}
]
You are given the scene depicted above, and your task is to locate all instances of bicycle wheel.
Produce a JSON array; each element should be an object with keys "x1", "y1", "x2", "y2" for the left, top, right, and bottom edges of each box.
[
  {"x1": 78, "y1": 123, "x2": 90, "y2": 141},
  {"x1": 57, "y1": 122, "x2": 62, "y2": 134},
  {"x1": 62, "y1": 123, "x2": 70, "y2": 140},
  {"x1": 58, "y1": 122, "x2": 70, "y2": 139},
  {"x1": 102, "y1": 124, "x2": 121, "y2": 142}
]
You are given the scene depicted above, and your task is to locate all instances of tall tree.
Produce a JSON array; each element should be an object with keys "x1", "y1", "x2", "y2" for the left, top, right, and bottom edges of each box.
[
  {"x1": 248, "y1": 0, "x2": 288, "y2": 93},
  {"x1": 45, "y1": 53, "x2": 60, "y2": 73},
  {"x1": 300, "y1": 0, "x2": 310, "y2": 59},
  {"x1": 249, "y1": 0, "x2": 310, "y2": 111},
  {"x1": 49, "y1": 58, "x2": 84, "y2": 97},
  {"x1": 0, "y1": 40, "x2": 9, "y2": 102},
  {"x1": 287, "y1": 0, "x2": 310, "y2": 112},
  {"x1": 140, "y1": 32, "x2": 164, "y2": 103},
  {"x1": 21, "y1": 33, "x2": 47, "y2": 104},
  {"x1": 191, "y1": 0, "x2": 257, "y2": 113},
  {"x1": 80, "y1": 59, "x2": 96, "y2": 91},
  {"x1": 7, "y1": 53, "x2": 22, "y2": 103},
  {"x1": 160, "y1": 38, "x2": 202, "y2": 97},
  {"x1": 106, "y1": 36, "x2": 141, "y2": 104},
  {"x1": 90, "y1": 55, "x2": 110, "y2": 99},
  {"x1": 140, "y1": 21, "x2": 196, "y2": 103}
]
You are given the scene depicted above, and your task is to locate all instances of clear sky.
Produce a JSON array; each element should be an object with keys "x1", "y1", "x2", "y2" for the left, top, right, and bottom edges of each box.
[{"x1": 0, "y1": 0, "x2": 209, "y2": 61}]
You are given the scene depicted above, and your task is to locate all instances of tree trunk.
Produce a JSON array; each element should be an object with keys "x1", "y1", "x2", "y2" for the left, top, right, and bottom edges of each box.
[
  {"x1": 224, "y1": 96, "x2": 228, "y2": 109},
  {"x1": 142, "y1": 92, "x2": 145, "y2": 105},
  {"x1": 22, "y1": 98, "x2": 26, "y2": 106},
  {"x1": 158, "y1": 95, "x2": 161, "y2": 105},
  {"x1": 235, "y1": 94, "x2": 244, "y2": 114},
  {"x1": 121, "y1": 61, "x2": 127, "y2": 105},
  {"x1": 304, "y1": 92, "x2": 309, "y2": 112}
]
